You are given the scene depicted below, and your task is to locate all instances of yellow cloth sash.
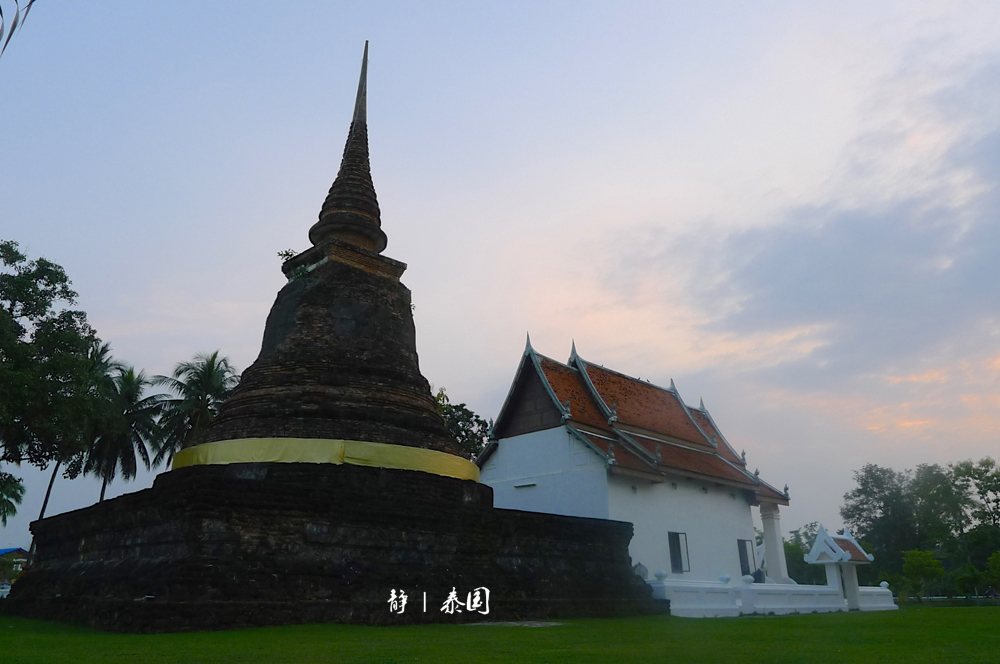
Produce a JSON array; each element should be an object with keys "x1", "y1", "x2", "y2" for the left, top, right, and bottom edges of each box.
[{"x1": 172, "y1": 437, "x2": 480, "y2": 482}]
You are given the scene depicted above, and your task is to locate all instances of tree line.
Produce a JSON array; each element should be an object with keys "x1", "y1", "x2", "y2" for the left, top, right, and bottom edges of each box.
[
  {"x1": 0, "y1": 240, "x2": 238, "y2": 529},
  {"x1": 782, "y1": 459, "x2": 1000, "y2": 597}
]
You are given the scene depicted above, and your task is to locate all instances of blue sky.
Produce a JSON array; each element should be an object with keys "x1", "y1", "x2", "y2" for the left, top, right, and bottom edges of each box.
[{"x1": 2, "y1": 1, "x2": 1000, "y2": 546}]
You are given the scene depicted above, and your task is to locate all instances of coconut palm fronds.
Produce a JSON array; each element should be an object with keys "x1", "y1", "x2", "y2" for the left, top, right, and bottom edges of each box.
[{"x1": 1, "y1": 0, "x2": 39, "y2": 59}]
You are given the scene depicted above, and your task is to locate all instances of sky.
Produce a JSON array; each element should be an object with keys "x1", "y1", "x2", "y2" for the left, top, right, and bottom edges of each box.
[{"x1": 2, "y1": 1, "x2": 999, "y2": 548}]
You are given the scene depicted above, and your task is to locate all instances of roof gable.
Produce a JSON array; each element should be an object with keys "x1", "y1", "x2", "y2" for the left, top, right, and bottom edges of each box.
[
  {"x1": 492, "y1": 341, "x2": 565, "y2": 440},
  {"x1": 493, "y1": 338, "x2": 611, "y2": 439},
  {"x1": 805, "y1": 526, "x2": 874, "y2": 565}
]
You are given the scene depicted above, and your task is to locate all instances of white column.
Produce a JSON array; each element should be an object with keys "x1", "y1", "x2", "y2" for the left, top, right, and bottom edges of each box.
[
  {"x1": 824, "y1": 564, "x2": 841, "y2": 589},
  {"x1": 740, "y1": 575, "x2": 756, "y2": 614},
  {"x1": 841, "y1": 564, "x2": 861, "y2": 610},
  {"x1": 759, "y1": 502, "x2": 792, "y2": 584}
]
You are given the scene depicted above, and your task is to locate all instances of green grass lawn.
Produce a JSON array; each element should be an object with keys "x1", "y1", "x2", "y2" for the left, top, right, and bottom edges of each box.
[{"x1": 2, "y1": 606, "x2": 997, "y2": 664}]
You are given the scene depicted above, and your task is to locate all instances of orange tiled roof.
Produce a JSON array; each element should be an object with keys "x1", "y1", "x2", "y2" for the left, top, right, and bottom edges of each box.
[
  {"x1": 628, "y1": 433, "x2": 756, "y2": 486},
  {"x1": 536, "y1": 357, "x2": 610, "y2": 431},
  {"x1": 833, "y1": 536, "x2": 870, "y2": 562},
  {"x1": 756, "y1": 482, "x2": 789, "y2": 503},
  {"x1": 689, "y1": 409, "x2": 745, "y2": 466},
  {"x1": 500, "y1": 344, "x2": 788, "y2": 503},
  {"x1": 576, "y1": 431, "x2": 653, "y2": 474},
  {"x1": 581, "y1": 363, "x2": 710, "y2": 446}
]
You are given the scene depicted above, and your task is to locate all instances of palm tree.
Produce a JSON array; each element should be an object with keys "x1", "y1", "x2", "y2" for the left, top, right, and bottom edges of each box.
[
  {"x1": 0, "y1": 471, "x2": 24, "y2": 526},
  {"x1": 86, "y1": 367, "x2": 163, "y2": 502},
  {"x1": 152, "y1": 351, "x2": 239, "y2": 467},
  {"x1": 0, "y1": 1, "x2": 39, "y2": 59},
  {"x1": 35, "y1": 340, "x2": 121, "y2": 520}
]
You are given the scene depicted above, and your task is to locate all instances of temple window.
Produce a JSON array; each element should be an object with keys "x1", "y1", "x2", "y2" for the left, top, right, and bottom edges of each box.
[
  {"x1": 668, "y1": 532, "x2": 690, "y2": 573},
  {"x1": 737, "y1": 539, "x2": 756, "y2": 576}
]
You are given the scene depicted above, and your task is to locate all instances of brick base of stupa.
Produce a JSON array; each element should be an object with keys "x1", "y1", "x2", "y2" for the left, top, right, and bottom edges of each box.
[{"x1": 7, "y1": 463, "x2": 664, "y2": 632}]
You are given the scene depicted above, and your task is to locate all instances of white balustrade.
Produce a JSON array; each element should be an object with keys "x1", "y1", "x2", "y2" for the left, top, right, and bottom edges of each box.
[
  {"x1": 646, "y1": 574, "x2": 898, "y2": 617},
  {"x1": 857, "y1": 582, "x2": 897, "y2": 611}
]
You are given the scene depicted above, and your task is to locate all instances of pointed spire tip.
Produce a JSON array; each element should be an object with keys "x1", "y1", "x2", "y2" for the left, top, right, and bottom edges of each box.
[
  {"x1": 310, "y1": 41, "x2": 386, "y2": 253},
  {"x1": 352, "y1": 41, "x2": 369, "y2": 128}
]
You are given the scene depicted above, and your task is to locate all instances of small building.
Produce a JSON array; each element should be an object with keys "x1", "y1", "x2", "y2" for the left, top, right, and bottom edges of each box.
[
  {"x1": 0, "y1": 548, "x2": 28, "y2": 572},
  {"x1": 803, "y1": 526, "x2": 875, "y2": 611},
  {"x1": 478, "y1": 339, "x2": 793, "y2": 587},
  {"x1": 0, "y1": 547, "x2": 28, "y2": 597}
]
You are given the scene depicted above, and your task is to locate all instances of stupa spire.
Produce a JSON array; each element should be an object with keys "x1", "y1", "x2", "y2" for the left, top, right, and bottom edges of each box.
[
  {"x1": 309, "y1": 40, "x2": 388, "y2": 254},
  {"x1": 352, "y1": 41, "x2": 368, "y2": 127}
]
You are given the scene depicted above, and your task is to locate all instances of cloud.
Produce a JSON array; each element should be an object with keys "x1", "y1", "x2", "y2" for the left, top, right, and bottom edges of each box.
[
  {"x1": 885, "y1": 369, "x2": 949, "y2": 385},
  {"x1": 556, "y1": 51, "x2": 1000, "y2": 480}
]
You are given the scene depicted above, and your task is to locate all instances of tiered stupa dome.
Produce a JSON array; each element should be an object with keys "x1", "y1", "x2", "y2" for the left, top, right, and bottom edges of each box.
[{"x1": 189, "y1": 41, "x2": 460, "y2": 458}]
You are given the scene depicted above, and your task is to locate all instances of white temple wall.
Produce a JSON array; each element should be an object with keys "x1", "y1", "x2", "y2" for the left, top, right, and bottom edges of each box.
[
  {"x1": 479, "y1": 427, "x2": 610, "y2": 519},
  {"x1": 607, "y1": 474, "x2": 757, "y2": 583}
]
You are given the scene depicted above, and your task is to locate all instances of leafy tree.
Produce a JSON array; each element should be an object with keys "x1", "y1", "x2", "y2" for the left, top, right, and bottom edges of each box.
[
  {"x1": 152, "y1": 351, "x2": 238, "y2": 466},
  {"x1": 85, "y1": 366, "x2": 163, "y2": 502},
  {"x1": 434, "y1": 388, "x2": 492, "y2": 460},
  {"x1": 783, "y1": 522, "x2": 826, "y2": 585},
  {"x1": 787, "y1": 522, "x2": 819, "y2": 549},
  {"x1": 987, "y1": 551, "x2": 1000, "y2": 589},
  {"x1": 910, "y1": 464, "x2": 971, "y2": 551},
  {"x1": 0, "y1": 471, "x2": 24, "y2": 526},
  {"x1": 841, "y1": 457, "x2": 1000, "y2": 588},
  {"x1": 902, "y1": 549, "x2": 945, "y2": 598},
  {"x1": 1, "y1": 240, "x2": 100, "y2": 525},
  {"x1": 954, "y1": 564, "x2": 985, "y2": 596},
  {"x1": 951, "y1": 458, "x2": 1000, "y2": 529},
  {"x1": 841, "y1": 464, "x2": 916, "y2": 575},
  {"x1": 964, "y1": 524, "x2": 1000, "y2": 570},
  {"x1": 784, "y1": 542, "x2": 826, "y2": 585}
]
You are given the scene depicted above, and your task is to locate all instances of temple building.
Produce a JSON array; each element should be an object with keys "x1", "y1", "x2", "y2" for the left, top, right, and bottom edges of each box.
[
  {"x1": 479, "y1": 341, "x2": 898, "y2": 616},
  {"x1": 10, "y1": 43, "x2": 658, "y2": 631},
  {"x1": 479, "y1": 340, "x2": 793, "y2": 584}
]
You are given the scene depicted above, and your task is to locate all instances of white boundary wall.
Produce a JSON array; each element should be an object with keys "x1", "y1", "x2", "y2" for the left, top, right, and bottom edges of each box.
[
  {"x1": 648, "y1": 576, "x2": 897, "y2": 617},
  {"x1": 858, "y1": 586, "x2": 897, "y2": 611}
]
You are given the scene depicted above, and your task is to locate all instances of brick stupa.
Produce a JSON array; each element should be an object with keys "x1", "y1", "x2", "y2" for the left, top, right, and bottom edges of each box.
[
  {"x1": 8, "y1": 44, "x2": 660, "y2": 631},
  {"x1": 199, "y1": 42, "x2": 457, "y2": 456}
]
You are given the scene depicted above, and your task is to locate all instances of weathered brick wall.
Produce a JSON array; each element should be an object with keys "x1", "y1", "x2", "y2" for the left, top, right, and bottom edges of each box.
[
  {"x1": 200, "y1": 255, "x2": 458, "y2": 454},
  {"x1": 9, "y1": 464, "x2": 661, "y2": 631}
]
